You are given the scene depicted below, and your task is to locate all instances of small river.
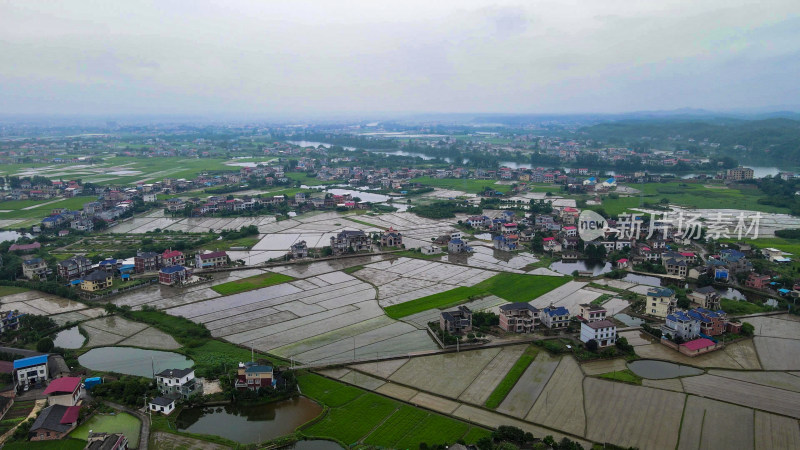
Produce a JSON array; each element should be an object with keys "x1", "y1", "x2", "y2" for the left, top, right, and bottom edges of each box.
[
  {"x1": 176, "y1": 397, "x2": 323, "y2": 444},
  {"x1": 78, "y1": 347, "x2": 193, "y2": 378}
]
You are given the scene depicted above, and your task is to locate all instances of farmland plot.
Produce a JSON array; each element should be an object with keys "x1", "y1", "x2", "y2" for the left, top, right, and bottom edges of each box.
[
  {"x1": 583, "y1": 378, "x2": 686, "y2": 450},
  {"x1": 458, "y1": 345, "x2": 528, "y2": 405},
  {"x1": 164, "y1": 270, "x2": 437, "y2": 363},
  {"x1": 350, "y1": 359, "x2": 409, "y2": 379},
  {"x1": 753, "y1": 337, "x2": 800, "y2": 370},
  {"x1": 746, "y1": 314, "x2": 800, "y2": 339},
  {"x1": 580, "y1": 358, "x2": 627, "y2": 376},
  {"x1": 525, "y1": 357, "x2": 586, "y2": 437},
  {"x1": 677, "y1": 396, "x2": 754, "y2": 450},
  {"x1": 681, "y1": 374, "x2": 800, "y2": 418},
  {"x1": 642, "y1": 378, "x2": 684, "y2": 392},
  {"x1": 497, "y1": 351, "x2": 559, "y2": 418},
  {"x1": 722, "y1": 339, "x2": 762, "y2": 369},
  {"x1": 708, "y1": 369, "x2": 800, "y2": 392},
  {"x1": 754, "y1": 411, "x2": 800, "y2": 450},
  {"x1": 388, "y1": 347, "x2": 502, "y2": 398},
  {"x1": 375, "y1": 383, "x2": 419, "y2": 402}
]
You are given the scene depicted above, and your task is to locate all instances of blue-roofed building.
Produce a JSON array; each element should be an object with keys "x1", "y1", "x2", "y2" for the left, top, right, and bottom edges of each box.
[
  {"x1": 540, "y1": 303, "x2": 571, "y2": 329},
  {"x1": 448, "y1": 238, "x2": 467, "y2": 253},
  {"x1": 14, "y1": 354, "x2": 49, "y2": 387},
  {"x1": 662, "y1": 310, "x2": 701, "y2": 341},
  {"x1": 0, "y1": 311, "x2": 24, "y2": 334},
  {"x1": 159, "y1": 265, "x2": 189, "y2": 286},
  {"x1": 493, "y1": 235, "x2": 518, "y2": 252}
]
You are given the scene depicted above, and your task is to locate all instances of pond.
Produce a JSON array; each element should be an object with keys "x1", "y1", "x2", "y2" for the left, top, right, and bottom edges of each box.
[
  {"x1": 474, "y1": 233, "x2": 493, "y2": 240},
  {"x1": 715, "y1": 287, "x2": 746, "y2": 301},
  {"x1": 324, "y1": 188, "x2": 397, "y2": 204},
  {"x1": 623, "y1": 273, "x2": 662, "y2": 286},
  {"x1": 613, "y1": 313, "x2": 645, "y2": 327},
  {"x1": 53, "y1": 326, "x2": 84, "y2": 349},
  {"x1": 0, "y1": 230, "x2": 32, "y2": 243},
  {"x1": 78, "y1": 347, "x2": 193, "y2": 378},
  {"x1": 627, "y1": 360, "x2": 703, "y2": 379},
  {"x1": 176, "y1": 396, "x2": 323, "y2": 444},
  {"x1": 549, "y1": 259, "x2": 611, "y2": 276}
]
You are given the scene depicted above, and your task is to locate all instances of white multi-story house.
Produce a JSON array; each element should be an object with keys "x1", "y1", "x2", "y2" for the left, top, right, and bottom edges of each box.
[
  {"x1": 580, "y1": 320, "x2": 617, "y2": 348},
  {"x1": 646, "y1": 287, "x2": 676, "y2": 319},
  {"x1": 155, "y1": 368, "x2": 203, "y2": 399},
  {"x1": 14, "y1": 355, "x2": 49, "y2": 388},
  {"x1": 661, "y1": 311, "x2": 701, "y2": 341}
]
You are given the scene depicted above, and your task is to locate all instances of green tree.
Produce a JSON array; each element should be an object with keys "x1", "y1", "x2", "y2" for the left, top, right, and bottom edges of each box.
[{"x1": 36, "y1": 337, "x2": 54, "y2": 353}]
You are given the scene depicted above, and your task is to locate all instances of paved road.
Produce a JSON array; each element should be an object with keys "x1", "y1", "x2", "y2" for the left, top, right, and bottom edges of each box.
[{"x1": 105, "y1": 401, "x2": 150, "y2": 450}]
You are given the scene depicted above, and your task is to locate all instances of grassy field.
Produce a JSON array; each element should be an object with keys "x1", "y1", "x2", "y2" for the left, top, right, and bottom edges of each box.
[
  {"x1": 384, "y1": 273, "x2": 572, "y2": 319},
  {"x1": 413, "y1": 176, "x2": 513, "y2": 194},
  {"x1": 298, "y1": 373, "x2": 490, "y2": 447},
  {"x1": 0, "y1": 196, "x2": 98, "y2": 219},
  {"x1": 0, "y1": 286, "x2": 29, "y2": 296},
  {"x1": 71, "y1": 412, "x2": 141, "y2": 446},
  {"x1": 484, "y1": 346, "x2": 539, "y2": 408},
  {"x1": 597, "y1": 369, "x2": 643, "y2": 385},
  {"x1": 594, "y1": 182, "x2": 789, "y2": 216},
  {"x1": 210, "y1": 272, "x2": 295, "y2": 295},
  {"x1": 721, "y1": 298, "x2": 772, "y2": 315}
]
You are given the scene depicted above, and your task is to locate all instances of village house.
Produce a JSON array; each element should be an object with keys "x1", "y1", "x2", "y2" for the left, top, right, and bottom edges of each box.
[
  {"x1": 381, "y1": 227, "x2": 403, "y2": 247},
  {"x1": 0, "y1": 311, "x2": 23, "y2": 334},
  {"x1": 330, "y1": 230, "x2": 371, "y2": 255},
  {"x1": 156, "y1": 368, "x2": 202, "y2": 399},
  {"x1": 86, "y1": 432, "x2": 128, "y2": 450},
  {"x1": 22, "y1": 257, "x2": 50, "y2": 280},
  {"x1": 663, "y1": 257, "x2": 688, "y2": 278},
  {"x1": 161, "y1": 249, "x2": 185, "y2": 267},
  {"x1": 662, "y1": 310, "x2": 701, "y2": 341},
  {"x1": 498, "y1": 303, "x2": 539, "y2": 333},
  {"x1": 493, "y1": 235, "x2": 518, "y2": 252},
  {"x1": 134, "y1": 251, "x2": 162, "y2": 273},
  {"x1": 762, "y1": 247, "x2": 792, "y2": 263},
  {"x1": 14, "y1": 354, "x2": 49, "y2": 388},
  {"x1": 9, "y1": 242, "x2": 41, "y2": 253},
  {"x1": 540, "y1": 304, "x2": 570, "y2": 329},
  {"x1": 149, "y1": 397, "x2": 176, "y2": 415},
  {"x1": 29, "y1": 404, "x2": 80, "y2": 441},
  {"x1": 57, "y1": 255, "x2": 92, "y2": 280},
  {"x1": 542, "y1": 237, "x2": 562, "y2": 253},
  {"x1": 420, "y1": 245, "x2": 442, "y2": 255},
  {"x1": 688, "y1": 286, "x2": 722, "y2": 310},
  {"x1": 577, "y1": 304, "x2": 607, "y2": 323},
  {"x1": 81, "y1": 270, "x2": 112, "y2": 292},
  {"x1": 689, "y1": 308, "x2": 728, "y2": 336},
  {"x1": 448, "y1": 237, "x2": 469, "y2": 253},
  {"x1": 42, "y1": 376, "x2": 83, "y2": 406},
  {"x1": 290, "y1": 240, "x2": 308, "y2": 259},
  {"x1": 580, "y1": 320, "x2": 617, "y2": 348},
  {"x1": 158, "y1": 265, "x2": 188, "y2": 286},
  {"x1": 196, "y1": 251, "x2": 229, "y2": 268},
  {"x1": 235, "y1": 361, "x2": 275, "y2": 391},
  {"x1": 745, "y1": 273, "x2": 771, "y2": 289},
  {"x1": 440, "y1": 306, "x2": 473, "y2": 334},
  {"x1": 647, "y1": 287, "x2": 677, "y2": 319}
]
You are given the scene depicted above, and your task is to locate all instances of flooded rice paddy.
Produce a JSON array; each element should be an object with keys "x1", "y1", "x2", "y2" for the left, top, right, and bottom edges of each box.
[{"x1": 78, "y1": 347, "x2": 193, "y2": 378}]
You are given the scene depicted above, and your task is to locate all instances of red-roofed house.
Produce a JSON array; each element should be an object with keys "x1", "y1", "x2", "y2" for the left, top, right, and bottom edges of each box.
[
  {"x1": 680, "y1": 338, "x2": 718, "y2": 356},
  {"x1": 679, "y1": 252, "x2": 697, "y2": 263},
  {"x1": 43, "y1": 377, "x2": 83, "y2": 406},
  {"x1": 615, "y1": 258, "x2": 629, "y2": 269},
  {"x1": 563, "y1": 226, "x2": 577, "y2": 237},
  {"x1": 162, "y1": 250, "x2": 185, "y2": 267},
  {"x1": 542, "y1": 236, "x2": 562, "y2": 252},
  {"x1": 9, "y1": 242, "x2": 41, "y2": 253}
]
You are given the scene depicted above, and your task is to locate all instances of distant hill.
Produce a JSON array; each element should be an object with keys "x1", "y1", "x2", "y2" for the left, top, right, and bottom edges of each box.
[{"x1": 578, "y1": 118, "x2": 800, "y2": 165}]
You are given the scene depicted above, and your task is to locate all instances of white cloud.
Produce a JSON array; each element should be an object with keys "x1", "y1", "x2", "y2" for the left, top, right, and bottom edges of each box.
[{"x1": 0, "y1": 0, "x2": 798, "y2": 115}]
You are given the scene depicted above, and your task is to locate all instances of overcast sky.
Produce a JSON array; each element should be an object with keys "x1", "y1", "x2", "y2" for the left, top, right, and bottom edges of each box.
[{"x1": 1, "y1": 0, "x2": 799, "y2": 117}]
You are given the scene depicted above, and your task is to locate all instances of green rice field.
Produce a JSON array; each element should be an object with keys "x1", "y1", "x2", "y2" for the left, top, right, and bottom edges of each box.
[
  {"x1": 210, "y1": 272, "x2": 295, "y2": 295},
  {"x1": 384, "y1": 272, "x2": 572, "y2": 319},
  {"x1": 298, "y1": 373, "x2": 490, "y2": 447}
]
